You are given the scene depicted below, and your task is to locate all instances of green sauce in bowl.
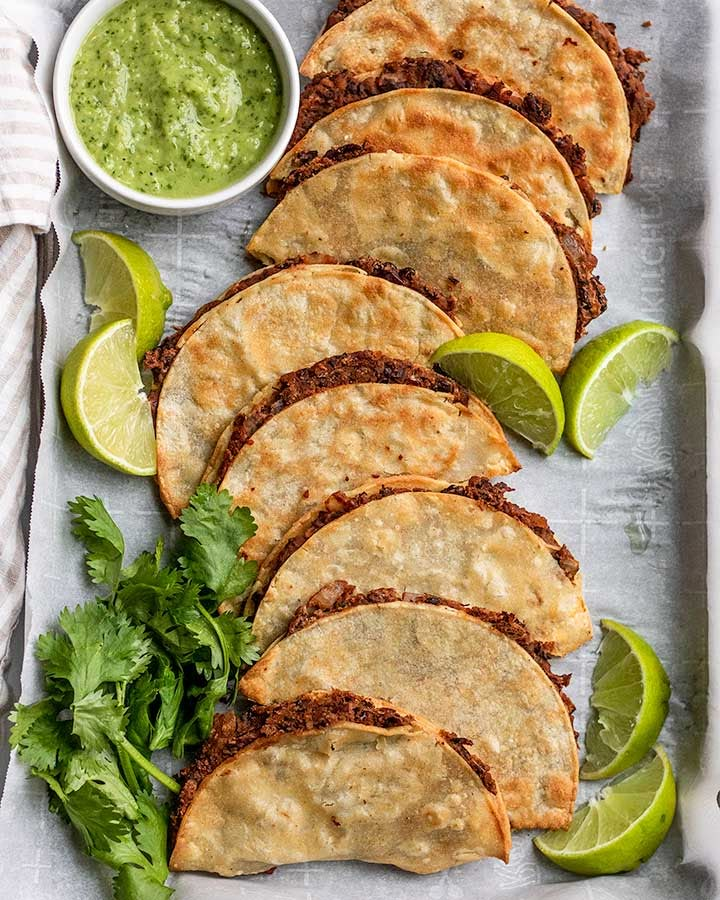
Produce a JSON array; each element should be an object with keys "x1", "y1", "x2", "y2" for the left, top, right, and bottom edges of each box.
[{"x1": 70, "y1": 0, "x2": 283, "y2": 198}]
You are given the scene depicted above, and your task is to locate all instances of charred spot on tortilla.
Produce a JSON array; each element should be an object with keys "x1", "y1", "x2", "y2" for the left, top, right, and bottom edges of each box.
[
  {"x1": 282, "y1": 581, "x2": 576, "y2": 729},
  {"x1": 269, "y1": 145, "x2": 605, "y2": 341},
  {"x1": 282, "y1": 57, "x2": 599, "y2": 217},
  {"x1": 214, "y1": 350, "x2": 469, "y2": 484},
  {"x1": 318, "y1": 0, "x2": 654, "y2": 175}
]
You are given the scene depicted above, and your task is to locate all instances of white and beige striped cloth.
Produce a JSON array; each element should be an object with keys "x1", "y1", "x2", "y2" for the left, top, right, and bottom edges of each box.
[{"x1": 0, "y1": 11, "x2": 57, "y2": 705}]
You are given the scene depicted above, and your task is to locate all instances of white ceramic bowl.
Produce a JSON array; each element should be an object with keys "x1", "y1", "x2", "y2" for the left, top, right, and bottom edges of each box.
[{"x1": 53, "y1": 0, "x2": 299, "y2": 215}]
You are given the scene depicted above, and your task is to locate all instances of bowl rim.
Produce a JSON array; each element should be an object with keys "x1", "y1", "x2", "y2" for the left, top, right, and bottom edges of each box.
[{"x1": 52, "y1": 0, "x2": 300, "y2": 215}]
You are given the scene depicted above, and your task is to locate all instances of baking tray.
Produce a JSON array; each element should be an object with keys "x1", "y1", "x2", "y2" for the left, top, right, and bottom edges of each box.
[{"x1": 0, "y1": 0, "x2": 717, "y2": 897}]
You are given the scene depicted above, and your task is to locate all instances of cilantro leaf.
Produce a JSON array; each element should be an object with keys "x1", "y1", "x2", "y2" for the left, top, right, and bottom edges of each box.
[
  {"x1": 115, "y1": 556, "x2": 208, "y2": 665},
  {"x1": 38, "y1": 774, "x2": 131, "y2": 854},
  {"x1": 113, "y1": 866, "x2": 174, "y2": 900},
  {"x1": 69, "y1": 497, "x2": 125, "y2": 590},
  {"x1": 63, "y1": 749, "x2": 138, "y2": 821},
  {"x1": 147, "y1": 663, "x2": 184, "y2": 752},
  {"x1": 214, "y1": 613, "x2": 259, "y2": 668},
  {"x1": 133, "y1": 792, "x2": 170, "y2": 878},
  {"x1": 72, "y1": 690, "x2": 126, "y2": 751},
  {"x1": 9, "y1": 699, "x2": 74, "y2": 772},
  {"x1": 125, "y1": 671, "x2": 156, "y2": 752},
  {"x1": 172, "y1": 671, "x2": 229, "y2": 758},
  {"x1": 178, "y1": 485, "x2": 258, "y2": 603},
  {"x1": 37, "y1": 601, "x2": 152, "y2": 701},
  {"x1": 103, "y1": 789, "x2": 170, "y2": 869},
  {"x1": 126, "y1": 657, "x2": 185, "y2": 755}
]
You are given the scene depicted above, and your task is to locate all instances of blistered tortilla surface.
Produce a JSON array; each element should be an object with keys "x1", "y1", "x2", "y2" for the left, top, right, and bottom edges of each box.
[
  {"x1": 216, "y1": 383, "x2": 518, "y2": 563},
  {"x1": 170, "y1": 722, "x2": 510, "y2": 875},
  {"x1": 301, "y1": 0, "x2": 631, "y2": 192},
  {"x1": 272, "y1": 89, "x2": 591, "y2": 238},
  {"x1": 248, "y1": 152, "x2": 578, "y2": 372},
  {"x1": 155, "y1": 264, "x2": 461, "y2": 516},
  {"x1": 253, "y1": 490, "x2": 591, "y2": 655},
  {"x1": 242, "y1": 603, "x2": 578, "y2": 830}
]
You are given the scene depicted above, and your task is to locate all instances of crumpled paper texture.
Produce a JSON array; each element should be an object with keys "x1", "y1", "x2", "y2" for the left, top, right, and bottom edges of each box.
[{"x1": 0, "y1": 1, "x2": 715, "y2": 898}]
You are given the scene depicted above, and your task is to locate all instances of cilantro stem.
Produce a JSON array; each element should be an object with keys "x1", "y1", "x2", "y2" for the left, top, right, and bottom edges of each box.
[
  {"x1": 198, "y1": 603, "x2": 229, "y2": 681},
  {"x1": 118, "y1": 738, "x2": 180, "y2": 795},
  {"x1": 118, "y1": 745, "x2": 141, "y2": 796}
]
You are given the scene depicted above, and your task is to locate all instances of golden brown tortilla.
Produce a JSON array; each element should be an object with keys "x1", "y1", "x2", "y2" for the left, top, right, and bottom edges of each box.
[
  {"x1": 301, "y1": 0, "x2": 652, "y2": 192},
  {"x1": 213, "y1": 369, "x2": 519, "y2": 565},
  {"x1": 170, "y1": 691, "x2": 511, "y2": 875},
  {"x1": 152, "y1": 262, "x2": 462, "y2": 517},
  {"x1": 241, "y1": 589, "x2": 579, "y2": 830},
  {"x1": 248, "y1": 151, "x2": 603, "y2": 373},
  {"x1": 251, "y1": 475, "x2": 591, "y2": 655},
  {"x1": 271, "y1": 85, "x2": 594, "y2": 240}
]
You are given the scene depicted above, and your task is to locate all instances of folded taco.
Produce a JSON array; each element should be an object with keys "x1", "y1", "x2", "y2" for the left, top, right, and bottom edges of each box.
[
  {"x1": 209, "y1": 351, "x2": 518, "y2": 564},
  {"x1": 170, "y1": 690, "x2": 511, "y2": 875},
  {"x1": 250, "y1": 476, "x2": 591, "y2": 655},
  {"x1": 240, "y1": 585, "x2": 578, "y2": 830},
  {"x1": 269, "y1": 58, "x2": 599, "y2": 240},
  {"x1": 145, "y1": 259, "x2": 462, "y2": 517},
  {"x1": 300, "y1": 0, "x2": 654, "y2": 193},
  {"x1": 248, "y1": 150, "x2": 606, "y2": 373}
]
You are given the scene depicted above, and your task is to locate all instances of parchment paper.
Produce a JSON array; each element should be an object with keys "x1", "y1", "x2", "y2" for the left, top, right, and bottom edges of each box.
[{"x1": 0, "y1": 0, "x2": 716, "y2": 897}]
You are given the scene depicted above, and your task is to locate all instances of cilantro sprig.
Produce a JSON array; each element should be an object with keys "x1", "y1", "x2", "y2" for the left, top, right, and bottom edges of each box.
[{"x1": 10, "y1": 486, "x2": 259, "y2": 899}]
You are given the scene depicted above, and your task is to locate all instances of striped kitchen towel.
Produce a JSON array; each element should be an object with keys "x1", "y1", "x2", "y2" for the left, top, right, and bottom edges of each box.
[{"x1": 0, "y1": 11, "x2": 57, "y2": 707}]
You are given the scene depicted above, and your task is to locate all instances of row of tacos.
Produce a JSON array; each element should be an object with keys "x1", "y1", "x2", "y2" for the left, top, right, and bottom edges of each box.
[{"x1": 152, "y1": 0, "x2": 654, "y2": 879}]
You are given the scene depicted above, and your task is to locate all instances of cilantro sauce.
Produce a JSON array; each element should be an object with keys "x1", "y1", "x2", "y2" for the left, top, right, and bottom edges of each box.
[{"x1": 70, "y1": 0, "x2": 283, "y2": 198}]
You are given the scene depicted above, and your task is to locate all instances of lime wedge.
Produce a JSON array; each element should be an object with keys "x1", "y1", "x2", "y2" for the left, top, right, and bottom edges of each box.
[
  {"x1": 431, "y1": 333, "x2": 565, "y2": 454},
  {"x1": 73, "y1": 230, "x2": 172, "y2": 358},
  {"x1": 535, "y1": 745, "x2": 676, "y2": 876},
  {"x1": 562, "y1": 321, "x2": 679, "y2": 458},
  {"x1": 61, "y1": 319, "x2": 157, "y2": 476},
  {"x1": 582, "y1": 619, "x2": 670, "y2": 780}
]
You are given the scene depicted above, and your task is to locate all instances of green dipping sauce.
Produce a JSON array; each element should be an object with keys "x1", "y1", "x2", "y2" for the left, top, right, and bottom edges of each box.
[{"x1": 70, "y1": 0, "x2": 283, "y2": 198}]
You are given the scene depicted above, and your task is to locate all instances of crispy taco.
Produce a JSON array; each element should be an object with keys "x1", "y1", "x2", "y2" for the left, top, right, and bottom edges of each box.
[
  {"x1": 269, "y1": 58, "x2": 599, "y2": 240},
  {"x1": 145, "y1": 259, "x2": 463, "y2": 517},
  {"x1": 248, "y1": 150, "x2": 606, "y2": 372},
  {"x1": 300, "y1": 0, "x2": 655, "y2": 193},
  {"x1": 170, "y1": 690, "x2": 511, "y2": 875},
  {"x1": 240, "y1": 586, "x2": 578, "y2": 830},
  {"x1": 208, "y1": 351, "x2": 519, "y2": 564},
  {"x1": 249, "y1": 476, "x2": 591, "y2": 655}
]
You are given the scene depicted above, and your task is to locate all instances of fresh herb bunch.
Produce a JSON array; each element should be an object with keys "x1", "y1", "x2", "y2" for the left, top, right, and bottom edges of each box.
[{"x1": 10, "y1": 485, "x2": 259, "y2": 899}]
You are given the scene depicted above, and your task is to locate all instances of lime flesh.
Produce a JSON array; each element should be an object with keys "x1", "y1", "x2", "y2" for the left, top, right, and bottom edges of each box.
[
  {"x1": 61, "y1": 318, "x2": 157, "y2": 476},
  {"x1": 73, "y1": 230, "x2": 172, "y2": 359},
  {"x1": 582, "y1": 619, "x2": 670, "y2": 780},
  {"x1": 431, "y1": 333, "x2": 565, "y2": 454},
  {"x1": 562, "y1": 321, "x2": 679, "y2": 458},
  {"x1": 535, "y1": 745, "x2": 676, "y2": 876}
]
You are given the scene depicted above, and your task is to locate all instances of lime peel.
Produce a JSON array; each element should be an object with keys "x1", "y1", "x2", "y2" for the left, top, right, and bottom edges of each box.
[
  {"x1": 73, "y1": 230, "x2": 172, "y2": 359},
  {"x1": 431, "y1": 332, "x2": 565, "y2": 455},
  {"x1": 535, "y1": 745, "x2": 676, "y2": 876},
  {"x1": 61, "y1": 318, "x2": 157, "y2": 476},
  {"x1": 582, "y1": 618, "x2": 670, "y2": 781},
  {"x1": 562, "y1": 320, "x2": 679, "y2": 459}
]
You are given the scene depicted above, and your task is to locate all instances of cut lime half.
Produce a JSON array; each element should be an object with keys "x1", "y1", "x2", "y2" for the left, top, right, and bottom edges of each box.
[
  {"x1": 73, "y1": 230, "x2": 172, "y2": 359},
  {"x1": 61, "y1": 318, "x2": 157, "y2": 476},
  {"x1": 431, "y1": 333, "x2": 565, "y2": 454},
  {"x1": 562, "y1": 321, "x2": 679, "y2": 458},
  {"x1": 535, "y1": 745, "x2": 676, "y2": 876},
  {"x1": 582, "y1": 619, "x2": 670, "y2": 780}
]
